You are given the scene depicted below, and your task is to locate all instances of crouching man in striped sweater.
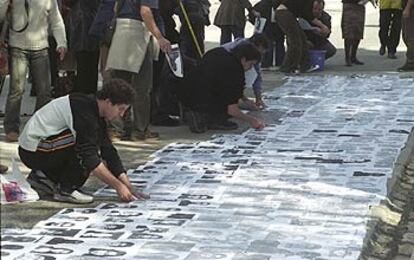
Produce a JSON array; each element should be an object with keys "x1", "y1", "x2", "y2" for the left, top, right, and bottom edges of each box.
[{"x1": 18, "y1": 79, "x2": 149, "y2": 204}]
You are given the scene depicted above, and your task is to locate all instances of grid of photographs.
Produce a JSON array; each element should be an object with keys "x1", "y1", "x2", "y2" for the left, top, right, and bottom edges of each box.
[{"x1": 2, "y1": 75, "x2": 413, "y2": 259}]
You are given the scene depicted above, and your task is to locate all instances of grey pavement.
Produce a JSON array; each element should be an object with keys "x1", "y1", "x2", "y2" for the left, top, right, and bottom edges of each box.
[{"x1": 1, "y1": 1, "x2": 414, "y2": 259}]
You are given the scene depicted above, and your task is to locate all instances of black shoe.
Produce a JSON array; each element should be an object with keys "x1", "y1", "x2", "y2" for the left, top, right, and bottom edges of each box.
[
  {"x1": 379, "y1": 45, "x2": 386, "y2": 56},
  {"x1": 351, "y1": 58, "x2": 364, "y2": 65},
  {"x1": 398, "y1": 65, "x2": 414, "y2": 72},
  {"x1": 208, "y1": 120, "x2": 238, "y2": 130},
  {"x1": 27, "y1": 170, "x2": 57, "y2": 198},
  {"x1": 387, "y1": 52, "x2": 397, "y2": 59},
  {"x1": 185, "y1": 111, "x2": 207, "y2": 133}
]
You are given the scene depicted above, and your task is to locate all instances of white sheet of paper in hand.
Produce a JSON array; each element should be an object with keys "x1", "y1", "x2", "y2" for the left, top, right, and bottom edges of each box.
[
  {"x1": 254, "y1": 17, "x2": 267, "y2": 34},
  {"x1": 165, "y1": 44, "x2": 183, "y2": 78},
  {"x1": 245, "y1": 67, "x2": 258, "y2": 88}
]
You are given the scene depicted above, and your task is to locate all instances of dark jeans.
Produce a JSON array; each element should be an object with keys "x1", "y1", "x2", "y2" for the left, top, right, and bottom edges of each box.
[
  {"x1": 379, "y1": 9, "x2": 402, "y2": 54},
  {"x1": 402, "y1": 10, "x2": 414, "y2": 67},
  {"x1": 4, "y1": 48, "x2": 51, "y2": 134},
  {"x1": 275, "y1": 10, "x2": 310, "y2": 72},
  {"x1": 151, "y1": 53, "x2": 166, "y2": 121},
  {"x1": 220, "y1": 25, "x2": 245, "y2": 45},
  {"x1": 19, "y1": 146, "x2": 88, "y2": 192},
  {"x1": 180, "y1": 21, "x2": 205, "y2": 60},
  {"x1": 48, "y1": 37, "x2": 58, "y2": 90},
  {"x1": 262, "y1": 22, "x2": 285, "y2": 67},
  {"x1": 73, "y1": 50, "x2": 100, "y2": 94}
]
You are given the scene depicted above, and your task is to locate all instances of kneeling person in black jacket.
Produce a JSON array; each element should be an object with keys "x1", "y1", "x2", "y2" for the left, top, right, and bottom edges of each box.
[
  {"x1": 179, "y1": 43, "x2": 265, "y2": 133},
  {"x1": 18, "y1": 79, "x2": 148, "y2": 204}
]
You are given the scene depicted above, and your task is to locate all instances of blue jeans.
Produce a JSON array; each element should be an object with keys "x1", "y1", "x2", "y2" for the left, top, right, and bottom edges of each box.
[
  {"x1": 220, "y1": 25, "x2": 245, "y2": 45},
  {"x1": 4, "y1": 48, "x2": 51, "y2": 133}
]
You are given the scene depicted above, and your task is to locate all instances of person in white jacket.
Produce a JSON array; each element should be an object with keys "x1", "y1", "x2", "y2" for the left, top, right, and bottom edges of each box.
[{"x1": 1, "y1": 0, "x2": 67, "y2": 142}]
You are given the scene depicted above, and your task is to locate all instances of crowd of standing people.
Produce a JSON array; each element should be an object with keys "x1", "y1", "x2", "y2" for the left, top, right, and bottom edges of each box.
[{"x1": 0, "y1": 0, "x2": 413, "y2": 203}]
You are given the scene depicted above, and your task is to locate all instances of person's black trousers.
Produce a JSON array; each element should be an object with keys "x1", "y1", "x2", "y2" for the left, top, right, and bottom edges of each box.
[
  {"x1": 73, "y1": 50, "x2": 100, "y2": 94},
  {"x1": 19, "y1": 146, "x2": 88, "y2": 192},
  {"x1": 379, "y1": 9, "x2": 402, "y2": 54}
]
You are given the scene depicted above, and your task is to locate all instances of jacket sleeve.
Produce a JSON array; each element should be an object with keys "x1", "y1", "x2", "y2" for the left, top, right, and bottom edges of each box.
[
  {"x1": 71, "y1": 105, "x2": 102, "y2": 174},
  {"x1": 99, "y1": 120, "x2": 125, "y2": 177},
  {"x1": 48, "y1": 0, "x2": 67, "y2": 49}
]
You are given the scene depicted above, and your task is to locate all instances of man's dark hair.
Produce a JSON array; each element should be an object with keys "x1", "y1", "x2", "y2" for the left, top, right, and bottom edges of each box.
[
  {"x1": 248, "y1": 33, "x2": 270, "y2": 50},
  {"x1": 230, "y1": 42, "x2": 262, "y2": 62},
  {"x1": 314, "y1": 0, "x2": 325, "y2": 6},
  {"x1": 96, "y1": 79, "x2": 135, "y2": 105}
]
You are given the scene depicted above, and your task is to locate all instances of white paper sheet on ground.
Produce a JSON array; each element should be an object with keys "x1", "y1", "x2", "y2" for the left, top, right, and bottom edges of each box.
[
  {"x1": 254, "y1": 17, "x2": 266, "y2": 34},
  {"x1": 297, "y1": 18, "x2": 319, "y2": 31},
  {"x1": 2, "y1": 75, "x2": 414, "y2": 260},
  {"x1": 165, "y1": 44, "x2": 183, "y2": 78},
  {"x1": 244, "y1": 68, "x2": 258, "y2": 88}
]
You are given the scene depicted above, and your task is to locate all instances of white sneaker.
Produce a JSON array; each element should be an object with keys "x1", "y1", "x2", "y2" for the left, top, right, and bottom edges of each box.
[
  {"x1": 53, "y1": 190, "x2": 94, "y2": 204},
  {"x1": 305, "y1": 64, "x2": 320, "y2": 73}
]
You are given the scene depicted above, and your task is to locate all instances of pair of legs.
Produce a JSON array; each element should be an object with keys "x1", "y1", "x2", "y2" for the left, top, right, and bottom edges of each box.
[
  {"x1": 379, "y1": 9, "x2": 402, "y2": 57},
  {"x1": 4, "y1": 48, "x2": 51, "y2": 135},
  {"x1": 341, "y1": 3, "x2": 365, "y2": 66},
  {"x1": 275, "y1": 9, "x2": 311, "y2": 73},
  {"x1": 111, "y1": 48, "x2": 155, "y2": 139},
  {"x1": 344, "y1": 38, "x2": 364, "y2": 66},
  {"x1": 262, "y1": 22, "x2": 285, "y2": 67},
  {"x1": 180, "y1": 20, "x2": 205, "y2": 60},
  {"x1": 400, "y1": 8, "x2": 414, "y2": 70},
  {"x1": 19, "y1": 145, "x2": 88, "y2": 193},
  {"x1": 219, "y1": 25, "x2": 245, "y2": 45}
]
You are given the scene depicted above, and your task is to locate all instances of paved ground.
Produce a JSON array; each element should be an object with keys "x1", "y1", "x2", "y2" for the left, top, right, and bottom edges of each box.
[{"x1": 1, "y1": 0, "x2": 413, "y2": 259}]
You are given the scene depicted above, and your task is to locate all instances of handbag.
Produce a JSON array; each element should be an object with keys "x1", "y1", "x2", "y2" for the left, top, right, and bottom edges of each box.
[{"x1": 102, "y1": 0, "x2": 126, "y2": 47}]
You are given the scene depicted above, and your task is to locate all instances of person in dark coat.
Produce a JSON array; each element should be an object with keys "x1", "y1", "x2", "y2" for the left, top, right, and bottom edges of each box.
[
  {"x1": 178, "y1": 0, "x2": 210, "y2": 61},
  {"x1": 88, "y1": 0, "x2": 116, "y2": 83},
  {"x1": 252, "y1": 0, "x2": 286, "y2": 68},
  {"x1": 68, "y1": 0, "x2": 100, "y2": 94},
  {"x1": 179, "y1": 43, "x2": 265, "y2": 133},
  {"x1": 214, "y1": 0, "x2": 260, "y2": 44}
]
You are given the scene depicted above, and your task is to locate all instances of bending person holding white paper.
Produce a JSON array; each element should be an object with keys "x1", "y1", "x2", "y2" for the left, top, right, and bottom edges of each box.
[{"x1": 179, "y1": 43, "x2": 265, "y2": 133}]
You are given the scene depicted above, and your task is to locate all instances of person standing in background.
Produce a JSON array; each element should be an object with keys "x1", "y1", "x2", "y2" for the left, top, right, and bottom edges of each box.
[
  {"x1": 377, "y1": 0, "x2": 402, "y2": 59},
  {"x1": 341, "y1": 0, "x2": 366, "y2": 66},
  {"x1": 214, "y1": 0, "x2": 260, "y2": 45},
  {"x1": 106, "y1": 0, "x2": 171, "y2": 141},
  {"x1": 2, "y1": 0, "x2": 67, "y2": 142},
  {"x1": 68, "y1": 0, "x2": 100, "y2": 94},
  {"x1": 398, "y1": 0, "x2": 414, "y2": 71}
]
